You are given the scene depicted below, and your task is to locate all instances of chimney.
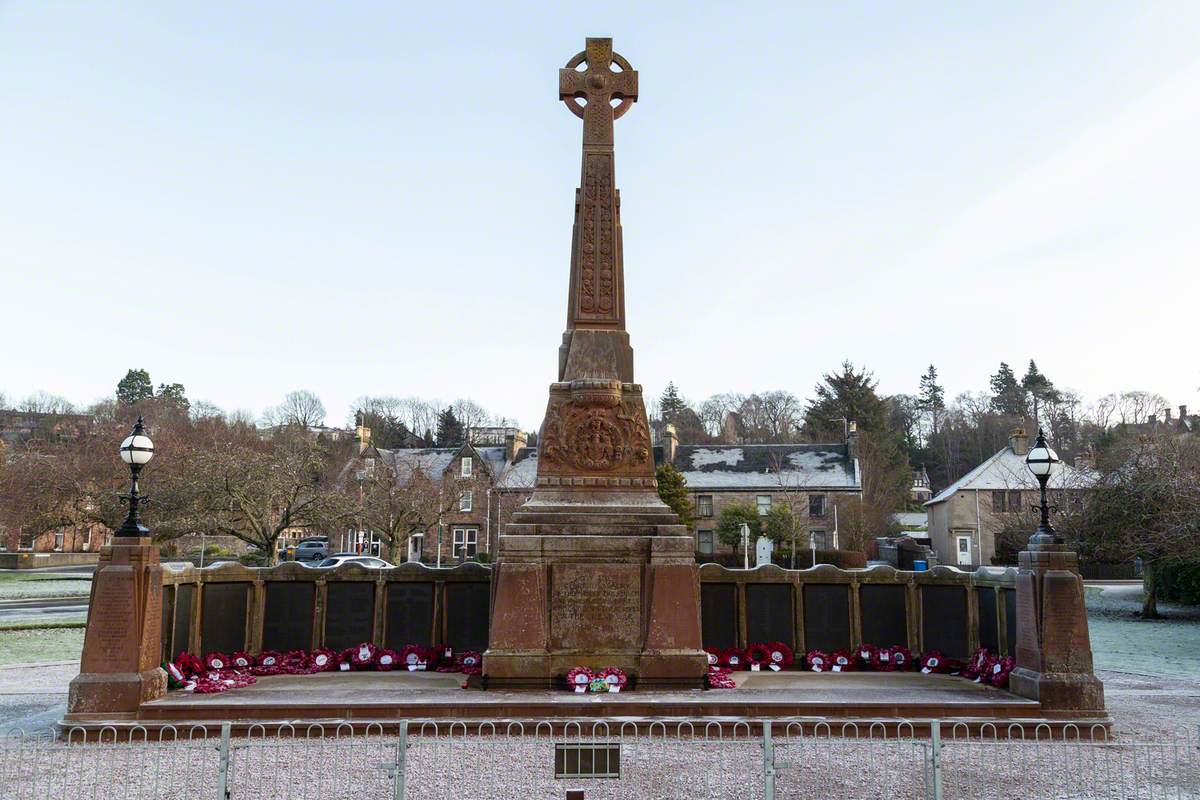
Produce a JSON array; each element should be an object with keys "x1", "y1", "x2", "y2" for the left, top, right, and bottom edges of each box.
[
  {"x1": 356, "y1": 424, "x2": 372, "y2": 455},
  {"x1": 661, "y1": 423, "x2": 678, "y2": 464},
  {"x1": 1075, "y1": 449, "x2": 1095, "y2": 471},
  {"x1": 845, "y1": 420, "x2": 858, "y2": 461},
  {"x1": 1164, "y1": 407, "x2": 1173, "y2": 422},
  {"x1": 504, "y1": 430, "x2": 527, "y2": 462},
  {"x1": 1009, "y1": 426, "x2": 1029, "y2": 456}
]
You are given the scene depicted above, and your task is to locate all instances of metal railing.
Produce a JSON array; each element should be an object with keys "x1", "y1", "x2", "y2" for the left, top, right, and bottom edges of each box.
[{"x1": 1, "y1": 719, "x2": 1196, "y2": 799}]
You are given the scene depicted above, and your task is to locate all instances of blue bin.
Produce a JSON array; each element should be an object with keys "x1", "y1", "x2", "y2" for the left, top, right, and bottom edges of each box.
[{"x1": 912, "y1": 560, "x2": 928, "y2": 571}]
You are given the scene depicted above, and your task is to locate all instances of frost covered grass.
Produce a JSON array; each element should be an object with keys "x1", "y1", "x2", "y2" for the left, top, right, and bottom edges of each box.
[
  {"x1": 1086, "y1": 584, "x2": 1200, "y2": 679},
  {"x1": 0, "y1": 573, "x2": 91, "y2": 601},
  {"x1": 0, "y1": 628, "x2": 84, "y2": 667}
]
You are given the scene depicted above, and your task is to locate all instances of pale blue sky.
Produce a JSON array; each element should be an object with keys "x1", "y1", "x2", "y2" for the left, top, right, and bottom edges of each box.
[{"x1": 2, "y1": 2, "x2": 1198, "y2": 429}]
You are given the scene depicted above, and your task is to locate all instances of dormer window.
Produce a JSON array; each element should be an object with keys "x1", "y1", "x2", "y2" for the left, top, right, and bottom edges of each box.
[{"x1": 461, "y1": 457, "x2": 472, "y2": 477}]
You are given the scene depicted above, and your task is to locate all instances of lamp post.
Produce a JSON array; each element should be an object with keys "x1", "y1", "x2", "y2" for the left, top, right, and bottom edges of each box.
[
  {"x1": 740, "y1": 522, "x2": 750, "y2": 570},
  {"x1": 116, "y1": 417, "x2": 155, "y2": 537},
  {"x1": 1024, "y1": 427, "x2": 1060, "y2": 547}
]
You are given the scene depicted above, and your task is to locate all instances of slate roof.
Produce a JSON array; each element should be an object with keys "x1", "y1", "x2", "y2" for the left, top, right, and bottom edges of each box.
[
  {"x1": 667, "y1": 444, "x2": 860, "y2": 491},
  {"x1": 374, "y1": 444, "x2": 509, "y2": 485},
  {"x1": 496, "y1": 447, "x2": 538, "y2": 489},
  {"x1": 924, "y1": 447, "x2": 1097, "y2": 506}
]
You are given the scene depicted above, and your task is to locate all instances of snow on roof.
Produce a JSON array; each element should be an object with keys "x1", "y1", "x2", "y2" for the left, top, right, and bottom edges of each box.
[
  {"x1": 924, "y1": 447, "x2": 1097, "y2": 506},
  {"x1": 496, "y1": 448, "x2": 538, "y2": 489},
  {"x1": 673, "y1": 444, "x2": 859, "y2": 490},
  {"x1": 892, "y1": 511, "x2": 928, "y2": 529}
]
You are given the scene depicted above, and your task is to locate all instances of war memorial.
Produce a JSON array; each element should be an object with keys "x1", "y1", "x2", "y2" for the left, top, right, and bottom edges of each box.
[{"x1": 40, "y1": 40, "x2": 1131, "y2": 800}]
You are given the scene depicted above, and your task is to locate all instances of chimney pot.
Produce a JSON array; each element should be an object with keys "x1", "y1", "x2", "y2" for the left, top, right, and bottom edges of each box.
[
  {"x1": 1009, "y1": 426, "x2": 1030, "y2": 456},
  {"x1": 662, "y1": 423, "x2": 678, "y2": 464},
  {"x1": 1180, "y1": 405, "x2": 1188, "y2": 420}
]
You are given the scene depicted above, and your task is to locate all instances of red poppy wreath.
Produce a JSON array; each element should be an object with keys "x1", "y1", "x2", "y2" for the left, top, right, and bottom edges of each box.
[
  {"x1": 766, "y1": 642, "x2": 794, "y2": 671},
  {"x1": 744, "y1": 643, "x2": 771, "y2": 671}
]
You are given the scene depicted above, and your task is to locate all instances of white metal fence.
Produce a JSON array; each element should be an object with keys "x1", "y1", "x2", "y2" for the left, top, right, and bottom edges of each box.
[{"x1": 1, "y1": 719, "x2": 1196, "y2": 799}]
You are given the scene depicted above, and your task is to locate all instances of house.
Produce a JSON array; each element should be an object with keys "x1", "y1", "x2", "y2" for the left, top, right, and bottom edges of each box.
[
  {"x1": 656, "y1": 425, "x2": 863, "y2": 558},
  {"x1": 923, "y1": 427, "x2": 1096, "y2": 568}
]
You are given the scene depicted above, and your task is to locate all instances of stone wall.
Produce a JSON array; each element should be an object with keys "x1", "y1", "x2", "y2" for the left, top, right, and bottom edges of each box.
[
  {"x1": 159, "y1": 561, "x2": 492, "y2": 662},
  {"x1": 163, "y1": 560, "x2": 1012, "y2": 665},
  {"x1": 698, "y1": 563, "x2": 1018, "y2": 659}
]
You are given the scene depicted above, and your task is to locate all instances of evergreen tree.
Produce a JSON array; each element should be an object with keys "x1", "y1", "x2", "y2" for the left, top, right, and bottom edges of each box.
[
  {"x1": 659, "y1": 382, "x2": 689, "y2": 422},
  {"x1": 655, "y1": 462, "x2": 694, "y2": 527},
  {"x1": 435, "y1": 407, "x2": 464, "y2": 447},
  {"x1": 1021, "y1": 360, "x2": 1060, "y2": 418},
  {"x1": 989, "y1": 362, "x2": 1027, "y2": 417},
  {"x1": 156, "y1": 382, "x2": 189, "y2": 413},
  {"x1": 803, "y1": 361, "x2": 888, "y2": 435},
  {"x1": 917, "y1": 365, "x2": 945, "y2": 434},
  {"x1": 116, "y1": 368, "x2": 154, "y2": 406},
  {"x1": 714, "y1": 502, "x2": 761, "y2": 550}
]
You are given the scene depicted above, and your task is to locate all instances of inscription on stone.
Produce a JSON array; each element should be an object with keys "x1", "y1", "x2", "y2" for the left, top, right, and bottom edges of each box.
[
  {"x1": 803, "y1": 584, "x2": 850, "y2": 653},
  {"x1": 746, "y1": 584, "x2": 793, "y2": 648},
  {"x1": 550, "y1": 564, "x2": 641, "y2": 650},
  {"x1": 91, "y1": 571, "x2": 134, "y2": 667},
  {"x1": 324, "y1": 582, "x2": 374, "y2": 652},
  {"x1": 860, "y1": 584, "x2": 908, "y2": 648},
  {"x1": 445, "y1": 582, "x2": 490, "y2": 652},
  {"x1": 1003, "y1": 589, "x2": 1017, "y2": 656},
  {"x1": 262, "y1": 582, "x2": 314, "y2": 652},
  {"x1": 921, "y1": 585, "x2": 968, "y2": 657},
  {"x1": 385, "y1": 582, "x2": 435, "y2": 649},
  {"x1": 978, "y1": 587, "x2": 1000, "y2": 653},
  {"x1": 173, "y1": 583, "x2": 194, "y2": 656},
  {"x1": 700, "y1": 583, "x2": 737, "y2": 650},
  {"x1": 202, "y1": 582, "x2": 248, "y2": 655}
]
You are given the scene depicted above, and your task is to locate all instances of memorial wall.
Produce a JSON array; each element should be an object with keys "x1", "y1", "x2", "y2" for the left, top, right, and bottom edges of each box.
[{"x1": 161, "y1": 560, "x2": 1014, "y2": 664}]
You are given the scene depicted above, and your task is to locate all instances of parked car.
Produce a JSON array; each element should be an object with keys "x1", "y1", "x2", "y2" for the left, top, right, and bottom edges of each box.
[
  {"x1": 310, "y1": 555, "x2": 394, "y2": 569},
  {"x1": 292, "y1": 538, "x2": 329, "y2": 563}
]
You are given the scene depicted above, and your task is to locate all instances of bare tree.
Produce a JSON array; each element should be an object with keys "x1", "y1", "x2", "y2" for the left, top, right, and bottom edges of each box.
[
  {"x1": 19, "y1": 392, "x2": 75, "y2": 415},
  {"x1": 266, "y1": 390, "x2": 326, "y2": 430}
]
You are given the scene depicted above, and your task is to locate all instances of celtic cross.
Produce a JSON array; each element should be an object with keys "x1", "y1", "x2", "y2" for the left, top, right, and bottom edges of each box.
[
  {"x1": 559, "y1": 38, "x2": 638, "y2": 331},
  {"x1": 559, "y1": 38, "x2": 638, "y2": 149}
]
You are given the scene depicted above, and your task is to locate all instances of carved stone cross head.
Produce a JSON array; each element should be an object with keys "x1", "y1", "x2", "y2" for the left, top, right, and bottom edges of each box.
[{"x1": 559, "y1": 37, "x2": 638, "y2": 147}]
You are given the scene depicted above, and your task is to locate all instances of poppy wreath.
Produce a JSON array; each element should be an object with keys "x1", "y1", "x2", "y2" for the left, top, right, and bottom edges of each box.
[
  {"x1": 282, "y1": 649, "x2": 312, "y2": 674},
  {"x1": 164, "y1": 661, "x2": 187, "y2": 689},
  {"x1": 705, "y1": 667, "x2": 737, "y2": 689},
  {"x1": 704, "y1": 647, "x2": 722, "y2": 668},
  {"x1": 435, "y1": 645, "x2": 460, "y2": 672},
  {"x1": 945, "y1": 658, "x2": 969, "y2": 676},
  {"x1": 871, "y1": 645, "x2": 912, "y2": 672},
  {"x1": 766, "y1": 642, "x2": 794, "y2": 670},
  {"x1": 722, "y1": 647, "x2": 746, "y2": 670},
  {"x1": 252, "y1": 650, "x2": 285, "y2": 676},
  {"x1": 963, "y1": 647, "x2": 991, "y2": 681},
  {"x1": 565, "y1": 666, "x2": 592, "y2": 692},
  {"x1": 806, "y1": 650, "x2": 831, "y2": 672},
  {"x1": 744, "y1": 643, "x2": 771, "y2": 669},
  {"x1": 830, "y1": 650, "x2": 855, "y2": 672},
  {"x1": 597, "y1": 667, "x2": 628, "y2": 692},
  {"x1": 309, "y1": 648, "x2": 338, "y2": 672},
  {"x1": 348, "y1": 642, "x2": 378, "y2": 670},
  {"x1": 174, "y1": 652, "x2": 204, "y2": 678},
  {"x1": 229, "y1": 651, "x2": 253, "y2": 670},
  {"x1": 919, "y1": 650, "x2": 947, "y2": 674},
  {"x1": 399, "y1": 644, "x2": 427, "y2": 671},
  {"x1": 428, "y1": 644, "x2": 452, "y2": 670},
  {"x1": 987, "y1": 656, "x2": 1015, "y2": 688},
  {"x1": 203, "y1": 652, "x2": 230, "y2": 672},
  {"x1": 855, "y1": 643, "x2": 879, "y2": 670},
  {"x1": 374, "y1": 648, "x2": 399, "y2": 671},
  {"x1": 456, "y1": 651, "x2": 483, "y2": 676}
]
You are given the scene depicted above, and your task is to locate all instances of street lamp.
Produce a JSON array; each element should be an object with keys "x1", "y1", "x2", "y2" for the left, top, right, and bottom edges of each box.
[
  {"x1": 116, "y1": 417, "x2": 155, "y2": 537},
  {"x1": 1025, "y1": 427, "x2": 1060, "y2": 547},
  {"x1": 740, "y1": 522, "x2": 750, "y2": 570}
]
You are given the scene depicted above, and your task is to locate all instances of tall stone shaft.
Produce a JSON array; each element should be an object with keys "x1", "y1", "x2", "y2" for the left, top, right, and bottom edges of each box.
[{"x1": 484, "y1": 38, "x2": 707, "y2": 689}]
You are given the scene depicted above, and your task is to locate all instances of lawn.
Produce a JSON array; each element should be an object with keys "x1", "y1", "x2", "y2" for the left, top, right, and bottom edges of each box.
[
  {"x1": 0, "y1": 627, "x2": 85, "y2": 666},
  {"x1": 1085, "y1": 584, "x2": 1200, "y2": 679},
  {"x1": 0, "y1": 572, "x2": 91, "y2": 601}
]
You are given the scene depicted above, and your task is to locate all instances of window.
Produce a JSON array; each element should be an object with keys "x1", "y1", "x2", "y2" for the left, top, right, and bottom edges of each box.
[
  {"x1": 991, "y1": 491, "x2": 1006, "y2": 512},
  {"x1": 696, "y1": 495, "x2": 713, "y2": 518},
  {"x1": 1070, "y1": 493, "x2": 1083, "y2": 513},
  {"x1": 453, "y1": 528, "x2": 478, "y2": 559},
  {"x1": 82, "y1": 528, "x2": 91, "y2": 548},
  {"x1": 697, "y1": 530, "x2": 714, "y2": 555},
  {"x1": 18, "y1": 533, "x2": 34, "y2": 551},
  {"x1": 808, "y1": 494, "x2": 827, "y2": 518},
  {"x1": 1007, "y1": 490, "x2": 1022, "y2": 512},
  {"x1": 809, "y1": 529, "x2": 827, "y2": 549},
  {"x1": 53, "y1": 531, "x2": 65, "y2": 552},
  {"x1": 756, "y1": 495, "x2": 772, "y2": 516},
  {"x1": 461, "y1": 457, "x2": 472, "y2": 477},
  {"x1": 408, "y1": 534, "x2": 424, "y2": 563},
  {"x1": 459, "y1": 491, "x2": 473, "y2": 512}
]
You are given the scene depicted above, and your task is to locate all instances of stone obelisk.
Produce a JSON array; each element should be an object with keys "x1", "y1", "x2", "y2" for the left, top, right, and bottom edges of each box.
[{"x1": 484, "y1": 38, "x2": 707, "y2": 688}]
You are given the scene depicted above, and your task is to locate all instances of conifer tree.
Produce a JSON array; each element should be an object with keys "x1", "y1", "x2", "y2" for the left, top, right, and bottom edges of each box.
[
  {"x1": 989, "y1": 362, "x2": 1027, "y2": 417},
  {"x1": 116, "y1": 368, "x2": 153, "y2": 406},
  {"x1": 1021, "y1": 360, "x2": 1059, "y2": 419},
  {"x1": 803, "y1": 361, "x2": 887, "y2": 434},
  {"x1": 917, "y1": 364, "x2": 945, "y2": 435},
  {"x1": 655, "y1": 462, "x2": 694, "y2": 527},
  {"x1": 435, "y1": 407, "x2": 464, "y2": 447}
]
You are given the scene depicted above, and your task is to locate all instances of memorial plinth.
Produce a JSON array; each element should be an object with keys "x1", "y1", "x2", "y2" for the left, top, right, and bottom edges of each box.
[
  {"x1": 67, "y1": 538, "x2": 167, "y2": 716},
  {"x1": 1008, "y1": 543, "x2": 1105, "y2": 713},
  {"x1": 484, "y1": 38, "x2": 707, "y2": 688}
]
